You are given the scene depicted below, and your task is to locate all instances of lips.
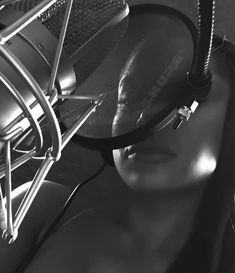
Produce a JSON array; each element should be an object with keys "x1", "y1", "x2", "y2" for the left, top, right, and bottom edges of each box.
[{"x1": 123, "y1": 143, "x2": 176, "y2": 160}]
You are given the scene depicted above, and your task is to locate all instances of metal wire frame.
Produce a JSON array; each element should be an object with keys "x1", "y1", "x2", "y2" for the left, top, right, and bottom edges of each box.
[
  {"x1": 0, "y1": 0, "x2": 129, "y2": 243},
  {"x1": 0, "y1": 0, "x2": 215, "y2": 243},
  {"x1": 0, "y1": 0, "x2": 59, "y2": 45},
  {"x1": 0, "y1": 72, "x2": 43, "y2": 153},
  {"x1": 0, "y1": 0, "x2": 107, "y2": 243}
]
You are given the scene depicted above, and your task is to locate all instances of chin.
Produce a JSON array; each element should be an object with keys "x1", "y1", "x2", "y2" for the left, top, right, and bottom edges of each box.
[
  {"x1": 115, "y1": 158, "x2": 215, "y2": 192},
  {"x1": 116, "y1": 162, "x2": 175, "y2": 191}
]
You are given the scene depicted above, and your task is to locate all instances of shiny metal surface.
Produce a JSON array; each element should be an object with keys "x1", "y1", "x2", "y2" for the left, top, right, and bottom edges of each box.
[
  {"x1": 0, "y1": 45, "x2": 62, "y2": 159},
  {"x1": 0, "y1": 72, "x2": 43, "y2": 152},
  {"x1": 69, "y1": 3, "x2": 130, "y2": 64},
  {"x1": 0, "y1": 11, "x2": 76, "y2": 136},
  {"x1": 14, "y1": 151, "x2": 55, "y2": 236},
  {"x1": 0, "y1": 0, "x2": 58, "y2": 44},
  {"x1": 0, "y1": 186, "x2": 6, "y2": 231},
  {"x1": 0, "y1": 150, "x2": 36, "y2": 180},
  {"x1": 0, "y1": 0, "x2": 129, "y2": 242},
  {"x1": 61, "y1": 96, "x2": 103, "y2": 150},
  {"x1": 47, "y1": 0, "x2": 74, "y2": 97},
  {"x1": 0, "y1": 6, "x2": 76, "y2": 137},
  {"x1": 4, "y1": 140, "x2": 13, "y2": 238},
  {"x1": 10, "y1": 101, "x2": 100, "y2": 243},
  {"x1": 0, "y1": 7, "x2": 76, "y2": 95}
]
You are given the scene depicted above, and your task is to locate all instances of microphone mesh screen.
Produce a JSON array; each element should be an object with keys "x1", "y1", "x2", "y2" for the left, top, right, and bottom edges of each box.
[
  {"x1": 13, "y1": 0, "x2": 126, "y2": 55},
  {"x1": 12, "y1": 0, "x2": 128, "y2": 84}
]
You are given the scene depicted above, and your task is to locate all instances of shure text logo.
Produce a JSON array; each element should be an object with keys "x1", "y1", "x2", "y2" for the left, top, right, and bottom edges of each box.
[{"x1": 142, "y1": 54, "x2": 184, "y2": 110}]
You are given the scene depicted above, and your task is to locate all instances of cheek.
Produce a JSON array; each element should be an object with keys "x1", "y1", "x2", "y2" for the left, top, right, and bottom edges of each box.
[
  {"x1": 186, "y1": 147, "x2": 217, "y2": 181},
  {"x1": 113, "y1": 127, "x2": 220, "y2": 191},
  {"x1": 113, "y1": 153, "x2": 217, "y2": 191},
  {"x1": 157, "y1": 150, "x2": 217, "y2": 189}
]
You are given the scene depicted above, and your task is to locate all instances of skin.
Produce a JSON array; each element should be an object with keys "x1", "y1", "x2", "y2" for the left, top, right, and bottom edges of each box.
[
  {"x1": 113, "y1": 48, "x2": 231, "y2": 191},
  {"x1": 0, "y1": 39, "x2": 229, "y2": 273},
  {"x1": 0, "y1": 1, "x2": 234, "y2": 272}
]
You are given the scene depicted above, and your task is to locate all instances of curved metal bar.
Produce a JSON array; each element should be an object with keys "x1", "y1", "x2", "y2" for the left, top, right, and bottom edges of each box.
[
  {"x1": 0, "y1": 45, "x2": 62, "y2": 160},
  {"x1": 0, "y1": 72, "x2": 43, "y2": 153},
  {"x1": 0, "y1": 0, "x2": 58, "y2": 45},
  {"x1": 12, "y1": 97, "x2": 101, "y2": 239},
  {"x1": 12, "y1": 129, "x2": 37, "y2": 154},
  {"x1": 0, "y1": 127, "x2": 23, "y2": 142},
  {"x1": 3, "y1": 99, "x2": 41, "y2": 134}
]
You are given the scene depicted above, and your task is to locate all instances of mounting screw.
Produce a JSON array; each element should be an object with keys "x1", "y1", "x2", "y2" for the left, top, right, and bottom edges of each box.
[{"x1": 173, "y1": 101, "x2": 199, "y2": 130}]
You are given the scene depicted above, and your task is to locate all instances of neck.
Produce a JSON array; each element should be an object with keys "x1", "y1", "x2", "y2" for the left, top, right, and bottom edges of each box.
[
  {"x1": 109, "y1": 175, "x2": 206, "y2": 270},
  {"x1": 127, "y1": 186, "x2": 204, "y2": 245},
  {"x1": 95, "y1": 167, "x2": 207, "y2": 272}
]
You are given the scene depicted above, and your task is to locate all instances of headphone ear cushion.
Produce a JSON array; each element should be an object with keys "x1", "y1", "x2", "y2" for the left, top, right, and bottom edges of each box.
[{"x1": 100, "y1": 149, "x2": 115, "y2": 166}]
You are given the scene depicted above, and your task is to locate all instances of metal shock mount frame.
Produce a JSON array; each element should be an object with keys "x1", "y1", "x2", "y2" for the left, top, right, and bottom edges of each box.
[{"x1": 0, "y1": 0, "x2": 129, "y2": 243}]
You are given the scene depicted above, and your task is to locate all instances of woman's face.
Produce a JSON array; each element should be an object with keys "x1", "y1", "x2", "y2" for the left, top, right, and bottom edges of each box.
[{"x1": 113, "y1": 53, "x2": 232, "y2": 191}]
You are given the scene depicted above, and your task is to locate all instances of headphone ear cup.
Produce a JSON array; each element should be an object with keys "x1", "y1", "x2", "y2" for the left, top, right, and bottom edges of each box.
[{"x1": 100, "y1": 149, "x2": 115, "y2": 166}]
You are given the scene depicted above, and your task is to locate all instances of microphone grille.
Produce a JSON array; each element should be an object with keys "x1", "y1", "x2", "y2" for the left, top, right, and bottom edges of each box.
[
  {"x1": 12, "y1": 0, "x2": 128, "y2": 85},
  {"x1": 12, "y1": 0, "x2": 127, "y2": 56}
]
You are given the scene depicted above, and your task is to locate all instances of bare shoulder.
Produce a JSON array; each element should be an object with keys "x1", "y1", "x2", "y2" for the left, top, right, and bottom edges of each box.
[
  {"x1": 26, "y1": 180, "x2": 71, "y2": 241},
  {"x1": 0, "y1": 181, "x2": 71, "y2": 273},
  {"x1": 11, "y1": 180, "x2": 70, "y2": 207}
]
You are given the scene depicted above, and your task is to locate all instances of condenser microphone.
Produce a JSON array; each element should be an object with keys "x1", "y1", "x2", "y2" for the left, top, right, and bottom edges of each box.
[
  {"x1": 12, "y1": 0, "x2": 129, "y2": 84},
  {"x1": 0, "y1": 0, "x2": 129, "y2": 242},
  {"x1": 0, "y1": 0, "x2": 129, "y2": 152}
]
